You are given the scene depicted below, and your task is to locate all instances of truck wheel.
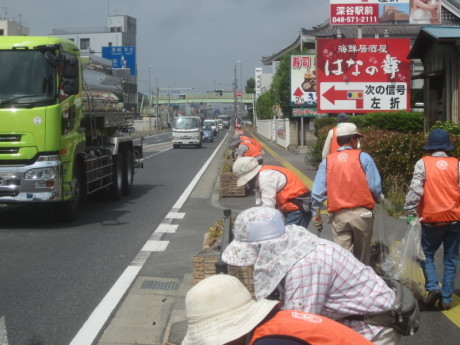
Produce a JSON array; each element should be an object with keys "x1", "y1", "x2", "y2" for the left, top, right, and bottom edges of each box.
[
  {"x1": 122, "y1": 149, "x2": 134, "y2": 195},
  {"x1": 56, "y1": 163, "x2": 82, "y2": 222},
  {"x1": 110, "y1": 154, "x2": 124, "y2": 200},
  {"x1": 173, "y1": 144, "x2": 179, "y2": 149}
]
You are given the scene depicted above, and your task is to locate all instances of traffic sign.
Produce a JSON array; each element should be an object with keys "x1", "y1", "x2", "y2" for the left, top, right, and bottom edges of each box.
[
  {"x1": 102, "y1": 46, "x2": 137, "y2": 76},
  {"x1": 316, "y1": 38, "x2": 411, "y2": 113}
]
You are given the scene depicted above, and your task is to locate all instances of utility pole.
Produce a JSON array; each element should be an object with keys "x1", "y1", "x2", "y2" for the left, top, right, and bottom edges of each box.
[
  {"x1": 148, "y1": 65, "x2": 152, "y2": 132},
  {"x1": 155, "y1": 79, "x2": 159, "y2": 131},
  {"x1": 233, "y1": 64, "x2": 238, "y2": 126}
]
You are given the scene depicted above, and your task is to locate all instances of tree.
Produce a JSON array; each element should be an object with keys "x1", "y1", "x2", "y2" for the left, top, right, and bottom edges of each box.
[{"x1": 245, "y1": 78, "x2": 255, "y2": 94}]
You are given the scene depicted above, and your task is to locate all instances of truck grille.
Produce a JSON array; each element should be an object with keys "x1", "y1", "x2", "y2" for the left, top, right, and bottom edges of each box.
[
  {"x1": 0, "y1": 135, "x2": 21, "y2": 142},
  {"x1": 0, "y1": 148, "x2": 19, "y2": 154}
]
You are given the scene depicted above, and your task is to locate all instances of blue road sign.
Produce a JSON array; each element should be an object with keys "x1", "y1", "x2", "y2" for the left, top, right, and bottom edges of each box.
[{"x1": 102, "y1": 46, "x2": 136, "y2": 76}]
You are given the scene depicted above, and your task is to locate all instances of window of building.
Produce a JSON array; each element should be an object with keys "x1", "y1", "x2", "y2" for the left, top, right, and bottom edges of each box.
[
  {"x1": 80, "y1": 38, "x2": 90, "y2": 50},
  {"x1": 110, "y1": 27, "x2": 122, "y2": 33},
  {"x1": 108, "y1": 42, "x2": 112, "y2": 46},
  {"x1": 69, "y1": 39, "x2": 74, "y2": 42},
  {"x1": 0, "y1": 29, "x2": 4, "y2": 36}
]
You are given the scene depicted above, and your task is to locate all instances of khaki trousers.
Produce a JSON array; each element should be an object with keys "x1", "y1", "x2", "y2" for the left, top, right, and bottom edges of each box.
[{"x1": 331, "y1": 207, "x2": 374, "y2": 265}]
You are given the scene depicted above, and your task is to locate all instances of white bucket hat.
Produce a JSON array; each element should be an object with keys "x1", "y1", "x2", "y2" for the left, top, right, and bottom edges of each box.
[
  {"x1": 181, "y1": 274, "x2": 279, "y2": 345},
  {"x1": 232, "y1": 157, "x2": 261, "y2": 187},
  {"x1": 223, "y1": 207, "x2": 320, "y2": 299}
]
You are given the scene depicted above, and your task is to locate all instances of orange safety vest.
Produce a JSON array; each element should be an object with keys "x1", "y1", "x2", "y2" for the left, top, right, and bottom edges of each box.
[
  {"x1": 330, "y1": 127, "x2": 340, "y2": 154},
  {"x1": 260, "y1": 165, "x2": 309, "y2": 212},
  {"x1": 326, "y1": 149, "x2": 375, "y2": 213},
  {"x1": 241, "y1": 136, "x2": 263, "y2": 152},
  {"x1": 249, "y1": 310, "x2": 373, "y2": 345},
  {"x1": 418, "y1": 156, "x2": 460, "y2": 223},
  {"x1": 241, "y1": 141, "x2": 262, "y2": 159}
]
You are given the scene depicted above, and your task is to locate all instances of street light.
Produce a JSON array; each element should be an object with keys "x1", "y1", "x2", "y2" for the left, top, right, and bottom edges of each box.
[
  {"x1": 237, "y1": 60, "x2": 243, "y2": 122},
  {"x1": 149, "y1": 65, "x2": 152, "y2": 132}
]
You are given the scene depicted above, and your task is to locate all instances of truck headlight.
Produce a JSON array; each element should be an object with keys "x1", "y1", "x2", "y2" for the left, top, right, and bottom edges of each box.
[{"x1": 24, "y1": 167, "x2": 56, "y2": 180}]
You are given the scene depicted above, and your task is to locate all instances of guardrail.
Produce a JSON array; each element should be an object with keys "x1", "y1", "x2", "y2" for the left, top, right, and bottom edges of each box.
[{"x1": 215, "y1": 209, "x2": 233, "y2": 274}]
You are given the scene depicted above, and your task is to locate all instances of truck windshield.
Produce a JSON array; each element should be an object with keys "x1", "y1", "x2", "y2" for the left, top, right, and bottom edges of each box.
[
  {"x1": 173, "y1": 117, "x2": 200, "y2": 129},
  {"x1": 0, "y1": 50, "x2": 56, "y2": 105}
]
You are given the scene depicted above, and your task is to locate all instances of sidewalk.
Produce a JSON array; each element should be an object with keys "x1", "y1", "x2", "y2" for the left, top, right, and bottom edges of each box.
[{"x1": 96, "y1": 129, "x2": 458, "y2": 345}]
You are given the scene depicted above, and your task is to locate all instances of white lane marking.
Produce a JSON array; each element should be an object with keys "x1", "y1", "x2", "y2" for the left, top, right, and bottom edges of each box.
[
  {"x1": 166, "y1": 212, "x2": 185, "y2": 219},
  {"x1": 172, "y1": 132, "x2": 229, "y2": 210},
  {"x1": 155, "y1": 224, "x2": 178, "y2": 233},
  {"x1": 0, "y1": 316, "x2": 8, "y2": 345},
  {"x1": 69, "y1": 133, "x2": 228, "y2": 345},
  {"x1": 141, "y1": 240, "x2": 170, "y2": 252},
  {"x1": 69, "y1": 266, "x2": 141, "y2": 345}
]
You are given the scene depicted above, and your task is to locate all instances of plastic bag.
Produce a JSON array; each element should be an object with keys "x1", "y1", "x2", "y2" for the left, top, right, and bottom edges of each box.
[{"x1": 382, "y1": 218, "x2": 426, "y2": 302}]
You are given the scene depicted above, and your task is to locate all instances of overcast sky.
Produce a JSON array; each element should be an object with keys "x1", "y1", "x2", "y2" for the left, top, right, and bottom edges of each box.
[{"x1": 1, "y1": 0, "x2": 329, "y2": 93}]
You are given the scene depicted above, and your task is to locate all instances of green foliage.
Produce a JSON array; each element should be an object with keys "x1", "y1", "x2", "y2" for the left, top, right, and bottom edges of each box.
[
  {"x1": 271, "y1": 53, "x2": 292, "y2": 118},
  {"x1": 256, "y1": 89, "x2": 277, "y2": 120},
  {"x1": 305, "y1": 136, "x2": 325, "y2": 168},
  {"x1": 431, "y1": 121, "x2": 460, "y2": 135},
  {"x1": 245, "y1": 78, "x2": 255, "y2": 94},
  {"x1": 313, "y1": 111, "x2": 424, "y2": 134}
]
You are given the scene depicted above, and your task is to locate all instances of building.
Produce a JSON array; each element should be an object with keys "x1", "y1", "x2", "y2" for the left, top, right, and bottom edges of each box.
[
  {"x1": 51, "y1": 15, "x2": 138, "y2": 112},
  {"x1": 0, "y1": 17, "x2": 29, "y2": 36}
]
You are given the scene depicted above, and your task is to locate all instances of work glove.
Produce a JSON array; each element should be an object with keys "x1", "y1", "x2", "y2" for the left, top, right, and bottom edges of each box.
[
  {"x1": 313, "y1": 219, "x2": 323, "y2": 231},
  {"x1": 406, "y1": 214, "x2": 416, "y2": 225}
]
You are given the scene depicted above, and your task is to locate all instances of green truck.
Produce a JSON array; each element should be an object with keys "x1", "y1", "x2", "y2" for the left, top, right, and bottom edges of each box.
[{"x1": 0, "y1": 36, "x2": 144, "y2": 221}]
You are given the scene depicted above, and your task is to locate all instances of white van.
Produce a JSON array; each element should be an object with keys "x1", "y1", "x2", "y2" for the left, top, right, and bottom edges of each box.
[{"x1": 172, "y1": 116, "x2": 202, "y2": 148}]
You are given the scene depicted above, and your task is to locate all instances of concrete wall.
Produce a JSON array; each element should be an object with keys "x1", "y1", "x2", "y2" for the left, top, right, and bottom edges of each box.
[{"x1": 255, "y1": 118, "x2": 298, "y2": 149}]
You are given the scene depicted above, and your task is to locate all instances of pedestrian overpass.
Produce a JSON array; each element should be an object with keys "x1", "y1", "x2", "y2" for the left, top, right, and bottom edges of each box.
[{"x1": 141, "y1": 92, "x2": 254, "y2": 105}]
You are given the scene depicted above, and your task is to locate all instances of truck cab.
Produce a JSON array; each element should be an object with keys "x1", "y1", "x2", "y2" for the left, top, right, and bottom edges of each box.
[{"x1": 172, "y1": 116, "x2": 202, "y2": 148}]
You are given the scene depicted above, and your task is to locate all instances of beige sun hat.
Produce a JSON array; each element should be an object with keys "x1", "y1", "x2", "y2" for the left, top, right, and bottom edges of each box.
[
  {"x1": 336, "y1": 122, "x2": 363, "y2": 137},
  {"x1": 232, "y1": 157, "x2": 261, "y2": 187},
  {"x1": 181, "y1": 274, "x2": 279, "y2": 345}
]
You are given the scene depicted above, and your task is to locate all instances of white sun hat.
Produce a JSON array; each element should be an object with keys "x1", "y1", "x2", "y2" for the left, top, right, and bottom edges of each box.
[
  {"x1": 181, "y1": 274, "x2": 279, "y2": 345},
  {"x1": 232, "y1": 157, "x2": 261, "y2": 187},
  {"x1": 222, "y1": 207, "x2": 320, "y2": 300}
]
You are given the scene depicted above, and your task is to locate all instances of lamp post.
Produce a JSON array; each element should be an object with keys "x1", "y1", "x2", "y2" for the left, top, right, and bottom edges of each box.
[
  {"x1": 237, "y1": 60, "x2": 243, "y2": 121},
  {"x1": 148, "y1": 65, "x2": 152, "y2": 132}
]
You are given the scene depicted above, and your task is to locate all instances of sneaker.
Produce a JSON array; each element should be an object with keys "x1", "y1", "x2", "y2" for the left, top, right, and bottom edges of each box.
[
  {"x1": 439, "y1": 301, "x2": 452, "y2": 311},
  {"x1": 424, "y1": 289, "x2": 441, "y2": 308}
]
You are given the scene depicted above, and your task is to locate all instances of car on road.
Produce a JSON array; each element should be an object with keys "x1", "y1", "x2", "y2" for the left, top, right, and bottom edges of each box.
[
  {"x1": 216, "y1": 119, "x2": 224, "y2": 130},
  {"x1": 201, "y1": 125, "x2": 214, "y2": 142},
  {"x1": 203, "y1": 119, "x2": 218, "y2": 136}
]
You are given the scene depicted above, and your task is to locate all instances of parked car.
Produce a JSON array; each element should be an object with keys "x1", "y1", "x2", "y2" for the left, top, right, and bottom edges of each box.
[
  {"x1": 203, "y1": 119, "x2": 218, "y2": 135},
  {"x1": 201, "y1": 125, "x2": 214, "y2": 142}
]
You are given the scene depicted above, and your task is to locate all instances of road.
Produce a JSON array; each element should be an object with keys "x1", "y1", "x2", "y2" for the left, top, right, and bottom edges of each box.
[{"x1": 0, "y1": 129, "x2": 228, "y2": 345}]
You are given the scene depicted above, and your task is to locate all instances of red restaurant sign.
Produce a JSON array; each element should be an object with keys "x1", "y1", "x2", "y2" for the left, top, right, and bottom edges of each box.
[{"x1": 317, "y1": 38, "x2": 411, "y2": 113}]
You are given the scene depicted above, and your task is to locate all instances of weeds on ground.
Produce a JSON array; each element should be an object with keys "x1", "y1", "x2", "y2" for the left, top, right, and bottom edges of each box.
[{"x1": 383, "y1": 176, "x2": 407, "y2": 217}]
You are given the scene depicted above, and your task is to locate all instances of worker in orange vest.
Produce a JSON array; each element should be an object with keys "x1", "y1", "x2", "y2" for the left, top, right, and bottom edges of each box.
[
  {"x1": 404, "y1": 129, "x2": 460, "y2": 311},
  {"x1": 241, "y1": 135, "x2": 264, "y2": 154},
  {"x1": 321, "y1": 113, "x2": 348, "y2": 159},
  {"x1": 181, "y1": 274, "x2": 374, "y2": 345},
  {"x1": 312, "y1": 123, "x2": 383, "y2": 265},
  {"x1": 231, "y1": 134, "x2": 264, "y2": 164},
  {"x1": 232, "y1": 157, "x2": 311, "y2": 228}
]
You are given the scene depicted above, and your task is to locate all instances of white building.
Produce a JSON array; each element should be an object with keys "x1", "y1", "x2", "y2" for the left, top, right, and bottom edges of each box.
[
  {"x1": 51, "y1": 15, "x2": 138, "y2": 111},
  {"x1": 0, "y1": 18, "x2": 29, "y2": 36}
]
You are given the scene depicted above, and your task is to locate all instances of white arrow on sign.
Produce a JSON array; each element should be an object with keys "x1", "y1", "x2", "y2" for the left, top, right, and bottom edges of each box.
[{"x1": 0, "y1": 316, "x2": 9, "y2": 345}]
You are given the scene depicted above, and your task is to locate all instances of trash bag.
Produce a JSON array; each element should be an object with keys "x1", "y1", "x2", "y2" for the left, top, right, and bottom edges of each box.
[{"x1": 382, "y1": 218, "x2": 426, "y2": 303}]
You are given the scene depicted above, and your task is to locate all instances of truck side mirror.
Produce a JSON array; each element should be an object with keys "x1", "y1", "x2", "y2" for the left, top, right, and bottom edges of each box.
[
  {"x1": 63, "y1": 78, "x2": 79, "y2": 95},
  {"x1": 62, "y1": 53, "x2": 79, "y2": 78}
]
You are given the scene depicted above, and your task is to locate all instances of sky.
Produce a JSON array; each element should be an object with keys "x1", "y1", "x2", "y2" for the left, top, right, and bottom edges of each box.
[{"x1": 0, "y1": 0, "x2": 329, "y2": 94}]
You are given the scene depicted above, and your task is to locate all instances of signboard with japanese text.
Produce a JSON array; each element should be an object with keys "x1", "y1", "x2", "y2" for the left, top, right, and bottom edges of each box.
[
  {"x1": 292, "y1": 108, "x2": 326, "y2": 118},
  {"x1": 290, "y1": 54, "x2": 317, "y2": 108},
  {"x1": 316, "y1": 38, "x2": 411, "y2": 113},
  {"x1": 102, "y1": 46, "x2": 137, "y2": 76},
  {"x1": 329, "y1": 0, "x2": 440, "y2": 25}
]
